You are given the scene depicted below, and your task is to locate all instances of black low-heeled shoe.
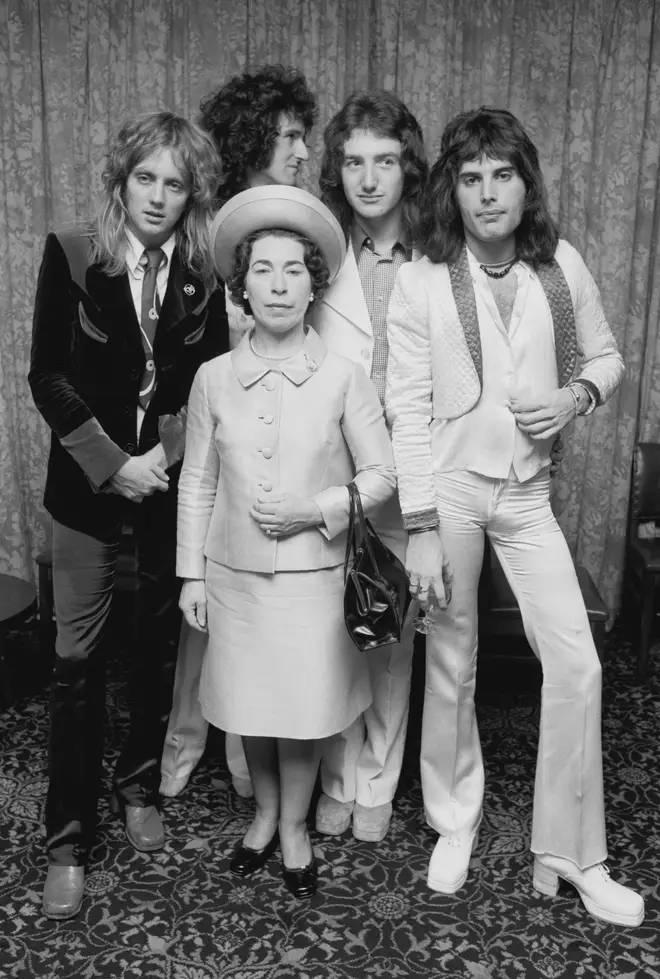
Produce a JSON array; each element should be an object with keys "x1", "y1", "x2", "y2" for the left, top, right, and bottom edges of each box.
[
  {"x1": 230, "y1": 833, "x2": 279, "y2": 877},
  {"x1": 282, "y1": 856, "x2": 318, "y2": 898}
]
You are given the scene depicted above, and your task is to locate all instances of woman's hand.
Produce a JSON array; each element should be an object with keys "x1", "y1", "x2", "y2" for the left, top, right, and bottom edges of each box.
[
  {"x1": 179, "y1": 579, "x2": 208, "y2": 633},
  {"x1": 406, "y1": 528, "x2": 452, "y2": 608},
  {"x1": 250, "y1": 493, "x2": 323, "y2": 539}
]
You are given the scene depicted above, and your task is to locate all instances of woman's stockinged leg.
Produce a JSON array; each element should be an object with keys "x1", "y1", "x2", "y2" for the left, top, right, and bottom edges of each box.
[
  {"x1": 277, "y1": 737, "x2": 321, "y2": 868},
  {"x1": 242, "y1": 736, "x2": 280, "y2": 849}
]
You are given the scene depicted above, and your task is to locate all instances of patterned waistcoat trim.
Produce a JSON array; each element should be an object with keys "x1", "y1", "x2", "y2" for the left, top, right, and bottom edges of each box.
[{"x1": 448, "y1": 246, "x2": 577, "y2": 390}]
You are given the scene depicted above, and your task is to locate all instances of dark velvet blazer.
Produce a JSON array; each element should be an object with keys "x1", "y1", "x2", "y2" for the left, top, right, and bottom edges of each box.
[{"x1": 29, "y1": 228, "x2": 230, "y2": 543}]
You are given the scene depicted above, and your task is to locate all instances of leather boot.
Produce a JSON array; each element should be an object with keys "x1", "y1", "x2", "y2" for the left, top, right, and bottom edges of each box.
[{"x1": 42, "y1": 866, "x2": 85, "y2": 920}]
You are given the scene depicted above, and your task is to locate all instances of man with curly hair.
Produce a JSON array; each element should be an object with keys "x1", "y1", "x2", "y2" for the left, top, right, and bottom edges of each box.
[
  {"x1": 160, "y1": 65, "x2": 318, "y2": 802},
  {"x1": 29, "y1": 111, "x2": 229, "y2": 919},
  {"x1": 385, "y1": 107, "x2": 643, "y2": 925},
  {"x1": 307, "y1": 90, "x2": 428, "y2": 844}
]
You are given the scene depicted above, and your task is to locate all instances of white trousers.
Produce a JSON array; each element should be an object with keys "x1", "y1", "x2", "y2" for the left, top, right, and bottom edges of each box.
[
  {"x1": 423, "y1": 470, "x2": 607, "y2": 868},
  {"x1": 320, "y1": 494, "x2": 416, "y2": 808},
  {"x1": 160, "y1": 620, "x2": 249, "y2": 782}
]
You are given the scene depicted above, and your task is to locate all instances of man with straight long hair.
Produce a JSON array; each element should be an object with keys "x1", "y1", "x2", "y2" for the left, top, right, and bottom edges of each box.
[
  {"x1": 386, "y1": 106, "x2": 643, "y2": 926},
  {"x1": 308, "y1": 90, "x2": 427, "y2": 843},
  {"x1": 160, "y1": 65, "x2": 318, "y2": 800},
  {"x1": 30, "y1": 111, "x2": 228, "y2": 919}
]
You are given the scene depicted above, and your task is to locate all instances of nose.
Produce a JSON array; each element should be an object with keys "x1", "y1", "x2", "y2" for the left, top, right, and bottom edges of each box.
[
  {"x1": 271, "y1": 270, "x2": 287, "y2": 294},
  {"x1": 150, "y1": 181, "x2": 165, "y2": 206},
  {"x1": 295, "y1": 138, "x2": 308, "y2": 162},
  {"x1": 481, "y1": 176, "x2": 496, "y2": 203},
  {"x1": 362, "y1": 162, "x2": 377, "y2": 192}
]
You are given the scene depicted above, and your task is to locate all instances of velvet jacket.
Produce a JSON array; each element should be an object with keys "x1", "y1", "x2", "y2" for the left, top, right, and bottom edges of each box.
[{"x1": 29, "y1": 228, "x2": 230, "y2": 542}]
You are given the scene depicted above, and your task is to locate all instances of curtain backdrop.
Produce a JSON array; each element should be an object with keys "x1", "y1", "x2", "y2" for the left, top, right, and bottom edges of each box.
[{"x1": 1, "y1": 0, "x2": 659, "y2": 619}]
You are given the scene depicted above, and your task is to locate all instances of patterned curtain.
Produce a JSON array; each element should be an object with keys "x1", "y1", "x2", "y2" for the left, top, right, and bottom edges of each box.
[{"x1": 1, "y1": 0, "x2": 659, "y2": 618}]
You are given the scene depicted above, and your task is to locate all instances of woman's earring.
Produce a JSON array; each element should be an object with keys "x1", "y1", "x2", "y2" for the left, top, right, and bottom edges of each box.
[
  {"x1": 309, "y1": 293, "x2": 314, "y2": 302},
  {"x1": 243, "y1": 291, "x2": 248, "y2": 300}
]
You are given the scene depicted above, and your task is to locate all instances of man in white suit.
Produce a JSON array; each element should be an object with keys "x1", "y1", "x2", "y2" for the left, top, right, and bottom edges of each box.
[
  {"x1": 308, "y1": 91, "x2": 428, "y2": 842},
  {"x1": 386, "y1": 107, "x2": 643, "y2": 927}
]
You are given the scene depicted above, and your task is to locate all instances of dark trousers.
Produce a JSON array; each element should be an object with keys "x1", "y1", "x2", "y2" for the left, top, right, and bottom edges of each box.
[{"x1": 46, "y1": 516, "x2": 180, "y2": 866}]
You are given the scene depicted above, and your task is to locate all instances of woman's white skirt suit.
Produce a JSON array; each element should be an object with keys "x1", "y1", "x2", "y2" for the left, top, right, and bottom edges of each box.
[{"x1": 177, "y1": 327, "x2": 396, "y2": 740}]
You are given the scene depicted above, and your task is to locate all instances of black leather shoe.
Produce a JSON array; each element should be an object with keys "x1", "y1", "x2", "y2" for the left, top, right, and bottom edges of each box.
[
  {"x1": 42, "y1": 865, "x2": 85, "y2": 920},
  {"x1": 282, "y1": 856, "x2": 318, "y2": 898},
  {"x1": 230, "y1": 833, "x2": 279, "y2": 877}
]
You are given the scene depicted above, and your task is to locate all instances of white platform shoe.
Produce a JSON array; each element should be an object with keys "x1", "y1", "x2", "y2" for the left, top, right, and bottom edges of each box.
[
  {"x1": 427, "y1": 831, "x2": 479, "y2": 894},
  {"x1": 533, "y1": 855, "x2": 645, "y2": 927}
]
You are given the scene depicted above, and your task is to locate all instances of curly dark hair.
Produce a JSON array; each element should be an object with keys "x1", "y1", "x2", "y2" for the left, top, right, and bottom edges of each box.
[
  {"x1": 419, "y1": 107, "x2": 559, "y2": 266},
  {"x1": 199, "y1": 65, "x2": 317, "y2": 206},
  {"x1": 227, "y1": 229, "x2": 330, "y2": 317},
  {"x1": 319, "y1": 91, "x2": 428, "y2": 241}
]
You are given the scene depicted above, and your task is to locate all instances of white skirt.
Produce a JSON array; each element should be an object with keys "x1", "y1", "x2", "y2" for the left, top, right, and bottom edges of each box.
[{"x1": 199, "y1": 560, "x2": 372, "y2": 739}]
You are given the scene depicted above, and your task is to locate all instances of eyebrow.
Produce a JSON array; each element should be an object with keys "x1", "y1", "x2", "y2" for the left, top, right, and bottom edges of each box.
[
  {"x1": 459, "y1": 163, "x2": 515, "y2": 177},
  {"x1": 251, "y1": 258, "x2": 306, "y2": 267},
  {"x1": 343, "y1": 151, "x2": 401, "y2": 162}
]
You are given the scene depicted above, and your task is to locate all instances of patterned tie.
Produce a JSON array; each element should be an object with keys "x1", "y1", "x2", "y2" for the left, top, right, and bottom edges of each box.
[{"x1": 139, "y1": 247, "x2": 165, "y2": 410}]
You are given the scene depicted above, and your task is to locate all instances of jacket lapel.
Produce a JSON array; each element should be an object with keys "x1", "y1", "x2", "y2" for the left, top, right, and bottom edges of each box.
[
  {"x1": 321, "y1": 244, "x2": 372, "y2": 337},
  {"x1": 448, "y1": 246, "x2": 483, "y2": 386},
  {"x1": 158, "y1": 249, "x2": 209, "y2": 333}
]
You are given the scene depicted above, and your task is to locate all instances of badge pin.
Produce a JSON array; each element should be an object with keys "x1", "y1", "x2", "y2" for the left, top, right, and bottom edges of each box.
[
  {"x1": 148, "y1": 307, "x2": 158, "y2": 320},
  {"x1": 304, "y1": 353, "x2": 318, "y2": 373},
  {"x1": 145, "y1": 358, "x2": 155, "y2": 371},
  {"x1": 184, "y1": 283, "x2": 196, "y2": 296}
]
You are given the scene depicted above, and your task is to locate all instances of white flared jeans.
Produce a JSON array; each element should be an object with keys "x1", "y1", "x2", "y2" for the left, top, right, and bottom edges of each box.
[{"x1": 422, "y1": 469, "x2": 607, "y2": 869}]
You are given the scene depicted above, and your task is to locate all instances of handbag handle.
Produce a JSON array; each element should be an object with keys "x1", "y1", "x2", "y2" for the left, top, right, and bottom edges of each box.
[{"x1": 343, "y1": 481, "x2": 379, "y2": 581}]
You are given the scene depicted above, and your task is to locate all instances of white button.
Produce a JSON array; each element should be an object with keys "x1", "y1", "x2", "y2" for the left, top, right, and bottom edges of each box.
[
  {"x1": 361, "y1": 348, "x2": 370, "y2": 359},
  {"x1": 262, "y1": 414, "x2": 274, "y2": 424},
  {"x1": 262, "y1": 448, "x2": 273, "y2": 459},
  {"x1": 262, "y1": 377, "x2": 276, "y2": 391},
  {"x1": 262, "y1": 482, "x2": 273, "y2": 492}
]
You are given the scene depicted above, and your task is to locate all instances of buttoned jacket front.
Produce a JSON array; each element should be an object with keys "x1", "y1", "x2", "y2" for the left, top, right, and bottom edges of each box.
[{"x1": 176, "y1": 328, "x2": 396, "y2": 577}]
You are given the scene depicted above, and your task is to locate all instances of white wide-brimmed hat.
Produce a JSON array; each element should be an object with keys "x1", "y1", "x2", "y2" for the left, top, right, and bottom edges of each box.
[{"x1": 210, "y1": 185, "x2": 346, "y2": 283}]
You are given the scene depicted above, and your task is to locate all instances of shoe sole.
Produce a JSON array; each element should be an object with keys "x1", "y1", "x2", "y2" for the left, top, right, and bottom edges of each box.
[
  {"x1": 125, "y1": 828, "x2": 164, "y2": 852},
  {"x1": 427, "y1": 870, "x2": 468, "y2": 895},
  {"x1": 352, "y1": 824, "x2": 390, "y2": 843},
  {"x1": 42, "y1": 902, "x2": 83, "y2": 921},
  {"x1": 533, "y1": 871, "x2": 645, "y2": 928}
]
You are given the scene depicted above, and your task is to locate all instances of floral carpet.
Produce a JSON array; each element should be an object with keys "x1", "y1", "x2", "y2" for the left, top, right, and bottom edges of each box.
[{"x1": 0, "y1": 621, "x2": 658, "y2": 979}]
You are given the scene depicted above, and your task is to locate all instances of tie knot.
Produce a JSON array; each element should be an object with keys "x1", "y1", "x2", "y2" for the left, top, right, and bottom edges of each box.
[{"x1": 142, "y1": 248, "x2": 165, "y2": 272}]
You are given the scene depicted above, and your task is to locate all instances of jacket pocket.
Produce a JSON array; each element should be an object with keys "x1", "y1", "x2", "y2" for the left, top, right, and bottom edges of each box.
[
  {"x1": 183, "y1": 312, "x2": 208, "y2": 345},
  {"x1": 78, "y1": 302, "x2": 108, "y2": 343}
]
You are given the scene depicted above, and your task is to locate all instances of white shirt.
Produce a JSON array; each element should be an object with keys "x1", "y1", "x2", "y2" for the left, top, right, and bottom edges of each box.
[
  {"x1": 124, "y1": 229, "x2": 176, "y2": 436},
  {"x1": 431, "y1": 248, "x2": 559, "y2": 483}
]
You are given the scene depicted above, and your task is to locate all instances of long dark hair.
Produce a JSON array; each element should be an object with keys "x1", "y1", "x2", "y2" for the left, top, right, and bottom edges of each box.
[
  {"x1": 319, "y1": 91, "x2": 428, "y2": 242},
  {"x1": 418, "y1": 107, "x2": 558, "y2": 265},
  {"x1": 199, "y1": 65, "x2": 317, "y2": 207}
]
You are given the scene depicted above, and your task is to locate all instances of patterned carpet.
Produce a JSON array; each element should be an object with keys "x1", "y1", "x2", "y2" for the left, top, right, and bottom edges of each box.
[{"x1": 0, "y1": 618, "x2": 659, "y2": 979}]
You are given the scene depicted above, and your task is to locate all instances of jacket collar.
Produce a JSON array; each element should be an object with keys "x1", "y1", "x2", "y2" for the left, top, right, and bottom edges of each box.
[
  {"x1": 318, "y1": 243, "x2": 372, "y2": 337},
  {"x1": 232, "y1": 326, "x2": 327, "y2": 388}
]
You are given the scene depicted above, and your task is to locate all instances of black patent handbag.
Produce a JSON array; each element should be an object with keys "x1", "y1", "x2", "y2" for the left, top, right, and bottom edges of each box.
[{"x1": 343, "y1": 482, "x2": 411, "y2": 652}]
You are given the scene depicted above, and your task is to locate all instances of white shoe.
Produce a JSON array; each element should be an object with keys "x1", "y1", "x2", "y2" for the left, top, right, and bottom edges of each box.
[
  {"x1": 232, "y1": 775, "x2": 254, "y2": 799},
  {"x1": 533, "y1": 855, "x2": 645, "y2": 927},
  {"x1": 427, "y1": 831, "x2": 479, "y2": 894},
  {"x1": 159, "y1": 773, "x2": 190, "y2": 798}
]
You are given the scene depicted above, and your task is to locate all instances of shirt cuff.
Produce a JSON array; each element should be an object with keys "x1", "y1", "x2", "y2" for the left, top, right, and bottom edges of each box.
[
  {"x1": 60, "y1": 418, "x2": 130, "y2": 492},
  {"x1": 402, "y1": 508, "x2": 439, "y2": 533}
]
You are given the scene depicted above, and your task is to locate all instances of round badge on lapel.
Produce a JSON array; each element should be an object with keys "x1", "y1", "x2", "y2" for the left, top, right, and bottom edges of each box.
[
  {"x1": 148, "y1": 307, "x2": 158, "y2": 320},
  {"x1": 184, "y1": 284, "x2": 195, "y2": 296}
]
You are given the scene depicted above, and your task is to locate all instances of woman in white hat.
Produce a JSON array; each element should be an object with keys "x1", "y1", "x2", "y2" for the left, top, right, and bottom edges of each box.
[{"x1": 176, "y1": 186, "x2": 396, "y2": 897}]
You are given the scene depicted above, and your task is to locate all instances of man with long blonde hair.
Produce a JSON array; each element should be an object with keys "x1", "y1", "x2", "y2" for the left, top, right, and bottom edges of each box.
[{"x1": 29, "y1": 110, "x2": 229, "y2": 920}]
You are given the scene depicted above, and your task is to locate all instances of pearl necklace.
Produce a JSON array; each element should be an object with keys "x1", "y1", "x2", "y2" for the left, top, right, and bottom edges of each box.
[{"x1": 249, "y1": 337, "x2": 299, "y2": 361}]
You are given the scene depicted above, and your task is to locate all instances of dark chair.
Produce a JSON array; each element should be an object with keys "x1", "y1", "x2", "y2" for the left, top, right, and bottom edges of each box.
[
  {"x1": 625, "y1": 442, "x2": 660, "y2": 681},
  {"x1": 478, "y1": 540, "x2": 608, "y2": 661}
]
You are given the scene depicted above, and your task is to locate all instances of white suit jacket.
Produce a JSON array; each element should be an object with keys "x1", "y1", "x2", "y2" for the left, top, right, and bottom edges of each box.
[
  {"x1": 386, "y1": 240, "x2": 625, "y2": 527},
  {"x1": 177, "y1": 327, "x2": 396, "y2": 577}
]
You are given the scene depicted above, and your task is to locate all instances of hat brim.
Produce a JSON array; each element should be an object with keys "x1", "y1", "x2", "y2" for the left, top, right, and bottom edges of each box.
[{"x1": 210, "y1": 186, "x2": 346, "y2": 283}]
